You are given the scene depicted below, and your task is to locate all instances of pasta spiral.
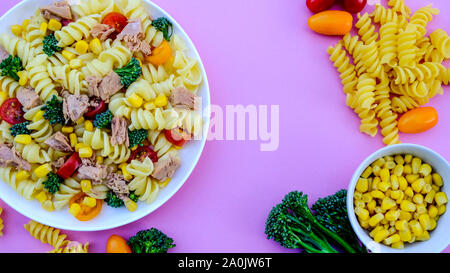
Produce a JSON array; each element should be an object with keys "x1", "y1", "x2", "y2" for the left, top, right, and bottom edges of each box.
[
  {"x1": 0, "y1": 207, "x2": 3, "y2": 236},
  {"x1": 0, "y1": 33, "x2": 38, "y2": 67},
  {"x1": 360, "y1": 41, "x2": 382, "y2": 78},
  {"x1": 340, "y1": 33, "x2": 366, "y2": 76},
  {"x1": 175, "y1": 109, "x2": 203, "y2": 137},
  {"x1": 24, "y1": 220, "x2": 70, "y2": 249},
  {"x1": 129, "y1": 108, "x2": 180, "y2": 131},
  {"x1": 0, "y1": 167, "x2": 36, "y2": 200},
  {"x1": 379, "y1": 22, "x2": 398, "y2": 65},
  {"x1": 355, "y1": 73, "x2": 376, "y2": 110},
  {"x1": 72, "y1": 0, "x2": 115, "y2": 17},
  {"x1": 0, "y1": 121, "x2": 12, "y2": 144},
  {"x1": 55, "y1": 15, "x2": 101, "y2": 47},
  {"x1": 429, "y1": 29, "x2": 450, "y2": 59},
  {"x1": 346, "y1": 92, "x2": 378, "y2": 137},
  {"x1": 0, "y1": 76, "x2": 21, "y2": 98},
  {"x1": 141, "y1": 63, "x2": 169, "y2": 84},
  {"x1": 375, "y1": 99, "x2": 400, "y2": 146},
  {"x1": 397, "y1": 24, "x2": 418, "y2": 67},
  {"x1": 81, "y1": 42, "x2": 132, "y2": 77},
  {"x1": 101, "y1": 143, "x2": 131, "y2": 164},
  {"x1": 388, "y1": 0, "x2": 411, "y2": 18},
  {"x1": 108, "y1": 93, "x2": 132, "y2": 118},
  {"x1": 53, "y1": 178, "x2": 81, "y2": 210},
  {"x1": 409, "y1": 4, "x2": 440, "y2": 39},
  {"x1": 147, "y1": 130, "x2": 175, "y2": 158},
  {"x1": 47, "y1": 64, "x2": 87, "y2": 95},
  {"x1": 26, "y1": 54, "x2": 59, "y2": 102},
  {"x1": 49, "y1": 242, "x2": 89, "y2": 253},
  {"x1": 391, "y1": 95, "x2": 420, "y2": 113},
  {"x1": 126, "y1": 157, "x2": 154, "y2": 177},
  {"x1": 370, "y1": 4, "x2": 407, "y2": 27},
  {"x1": 128, "y1": 176, "x2": 160, "y2": 204},
  {"x1": 23, "y1": 12, "x2": 46, "y2": 49},
  {"x1": 125, "y1": 78, "x2": 158, "y2": 102},
  {"x1": 355, "y1": 13, "x2": 378, "y2": 45},
  {"x1": 391, "y1": 81, "x2": 428, "y2": 98},
  {"x1": 24, "y1": 106, "x2": 53, "y2": 143},
  {"x1": 14, "y1": 142, "x2": 51, "y2": 164},
  {"x1": 392, "y1": 62, "x2": 445, "y2": 85}
]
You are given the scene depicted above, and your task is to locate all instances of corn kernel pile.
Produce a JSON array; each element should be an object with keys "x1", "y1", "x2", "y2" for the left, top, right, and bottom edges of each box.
[{"x1": 354, "y1": 154, "x2": 448, "y2": 249}]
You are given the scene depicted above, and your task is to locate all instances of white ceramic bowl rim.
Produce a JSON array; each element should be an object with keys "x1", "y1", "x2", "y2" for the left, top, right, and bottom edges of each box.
[
  {"x1": 0, "y1": 0, "x2": 211, "y2": 231},
  {"x1": 347, "y1": 143, "x2": 450, "y2": 253}
]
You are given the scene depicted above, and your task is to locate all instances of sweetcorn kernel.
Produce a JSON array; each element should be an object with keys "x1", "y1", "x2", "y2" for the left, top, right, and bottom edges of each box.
[
  {"x1": 35, "y1": 191, "x2": 47, "y2": 203},
  {"x1": 384, "y1": 234, "x2": 400, "y2": 245},
  {"x1": 69, "y1": 203, "x2": 81, "y2": 216},
  {"x1": 14, "y1": 134, "x2": 32, "y2": 144},
  {"x1": 127, "y1": 93, "x2": 143, "y2": 108},
  {"x1": 79, "y1": 147, "x2": 93, "y2": 158},
  {"x1": 391, "y1": 241, "x2": 404, "y2": 249},
  {"x1": 48, "y1": 19, "x2": 62, "y2": 31},
  {"x1": 11, "y1": 24, "x2": 22, "y2": 36},
  {"x1": 374, "y1": 229, "x2": 389, "y2": 243},
  {"x1": 125, "y1": 199, "x2": 138, "y2": 212},
  {"x1": 81, "y1": 180, "x2": 92, "y2": 193},
  {"x1": 435, "y1": 192, "x2": 448, "y2": 207},
  {"x1": 400, "y1": 200, "x2": 416, "y2": 212},
  {"x1": 61, "y1": 126, "x2": 74, "y2": 133},
  {"x1": 432, "y1": 173, "x2": 443, "y2": 186},
  {"x1": 369, "y1": 213, "x2": 384, "y2": 227},
  {"x1": 74, "y1": 143, "x2": 85, "y2": 152},
  {"x1": 74, "y1": 40, "x2": 89, "y2": 54},
  {"x1": 40, "y1": 22, "x2": 48, "y2": 35},
  {"x1": 34, "y1": 164, "x2": 51, "y2": 178},
  {"x1": 154, "y1": 94, "x2": 168, "y2": 108},
  {"x1": 16, "y1": 170, "x2": 29, "y2": 181},
  {"x1": 361, "y1": 166, "x2": 373, "y2": 178},
  {"x1": 84, "y1": 120, "x2": 93, "y2": 131},
  {"x1": 428, "y1": 206, "x2": 438, "y2": 218},
  {"x1": 82, "y1": 197, "x2": 97, "y2": 208},
  {"x1": 355, "y1": 207, "x2": 369, "y2": 221},
  {"x1": 32, "y1": 110, "x2": 45, "y2": 122},
  {"x1": 69, "y1": 133, "x2": 77, "y2": 147},
  {"x1": 356, "y1": 178, "x2": 369, "y2": 193},
  {"x1": 62, "y1": 50, "x2": 76, "y2": 61},
  {"x1": 89, "y1": 38, "x2": 102, "y2": 54}
]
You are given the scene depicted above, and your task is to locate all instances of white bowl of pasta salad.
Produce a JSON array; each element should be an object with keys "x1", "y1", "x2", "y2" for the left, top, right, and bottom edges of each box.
[{"x1": 0, "y1": 0, "x2": 210, "y2": 231}]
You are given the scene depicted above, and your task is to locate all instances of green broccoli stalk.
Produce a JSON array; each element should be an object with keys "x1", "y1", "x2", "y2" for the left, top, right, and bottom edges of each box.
[
  {"x1": 312, "y1": 189, "x2": 367, "y2": 253},
  {"x1": 152, "y1": 17, "x2": 173, "y2": 41},
  {"x1": 128, "y1": 129, "x2": 147, "y2": 149},
  {"x1": 41, "y1": 95, "x2": 66, "y2": 125},
  {"x1": 0, "y1": 55, "x2": 23, "y2": 81},
  {"x1": 114, "y1": 58, "x2": 142, "y2": 88},
  {"x1": 43, "y1": 34, "x2": 62, "y2": 57},
  {"x1": 127, "y1": 228, "x2": 176, "y2": 253},
  {"x1": 9, "y1": 121, "x2": 31, "y2": 137},
  {"x1": 265, "y1": 191, "x2": 358, "y2": 253},
  {"x1": 93, "y1": 110, "x2": 113, "y2": 129},
  {"x1": 43, "y1": 172, "x2": 63, "y2": 194}
]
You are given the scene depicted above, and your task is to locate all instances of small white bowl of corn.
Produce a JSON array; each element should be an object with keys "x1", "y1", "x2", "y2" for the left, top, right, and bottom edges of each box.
[{"x1": 347, "y1": 144, "x2": 449, "y2": 253}]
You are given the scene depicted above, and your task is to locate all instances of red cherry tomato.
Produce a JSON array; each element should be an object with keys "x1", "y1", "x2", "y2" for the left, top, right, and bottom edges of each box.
[
  {"x1": 57, "y1": 152, "x2": 82, "y2": 179},
  {"x1": 306, "y1": 0, "x2": 335, "y2": 13},
  {"x1": 129, "y1": 146, "x2": 158, "y2": 163},
  {"x1": 102, "y1": 12, "x2": 128, "y2": 34},
  {"x1": 0, "y1": 98, "x2": 25, "y2": 125},
  {"x1": 84, "y1": 97, "x2": 107, "y2": 119},
  {"x1": 164, "y1": 128, "x2": 191, "y2": 147},
  {"x1": 398, "y1": 107, "x2": 438, "y2": 134},
  {"x1": 61, "y1": 19, "x2": 73, "y2": 26},
  {"x1": 343, "y1": 0, "x2": 367, "y2": 14}
]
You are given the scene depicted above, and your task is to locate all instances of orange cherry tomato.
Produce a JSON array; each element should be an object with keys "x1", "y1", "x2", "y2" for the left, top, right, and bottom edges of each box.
[
  {"x1": 106, "y1": 234, "x2": 132, "y2": 253},
  {"x1": 307, "y1": 10, "x2": 353, "y2": 35},
  {"x1": 398, "y1": 107, "x2": 438, "y2": 134},
  {"x1": 145, "y1": 40, "x2": 172, "y2": 66},
  {"x1": 69, "y1": 192, "x2": 103, "y2": 221}
]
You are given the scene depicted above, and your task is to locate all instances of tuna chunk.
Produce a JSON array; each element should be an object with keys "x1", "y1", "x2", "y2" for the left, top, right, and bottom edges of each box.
[
  {"x1": 111, "y1": 116, "x2": 129, "y2": 146},
  {"x1": 0, "y1": 144, "x2": 31, "y2": 171},
  {"x1": 169, "y1": 87, "x2": 199, "y2": 110},
  {"x1": 62, "y1": 93, "x2": 90, "y2": 123},
  {"x1": 98, "y1": 71, "x2": 123, "y2": 102},
  {"x1": 90, "y1": 24, "x2": 115, "y2": 41},
  {"x1": 16, "y1": 87, "x2": 41, "y2": 110},
  {"x1": 105, "y1": 173, "x2": 129, "y2": 198},
  {"x1": 77, "y1": 164, "x2": 108, "y2": 183},
  {"x1": 40, "y1": 0, "x2": 73, "y2": 21},
  {"x1": 152, "y1": 154, "x2": 181, "y2": 181},
  {"x1": 86, "y1": 75, "x2": 102, "y2": 98},
  {"x1": 117, "y1": 19, "x2": 151, "y2": 56},
  {"x1": 0, "y1": 47, "x2": 9, "y2": 63},
  {"x1": 51, "y1": 157, "x2": 66, "y2": 169},
  {"x1": 44, "y1": 132, "x2": 72, "y2": 153}
]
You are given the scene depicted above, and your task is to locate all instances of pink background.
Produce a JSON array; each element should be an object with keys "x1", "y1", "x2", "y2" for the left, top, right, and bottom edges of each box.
[{"x1": 0, "y1": 0, "x2": 449, "y2": 253}]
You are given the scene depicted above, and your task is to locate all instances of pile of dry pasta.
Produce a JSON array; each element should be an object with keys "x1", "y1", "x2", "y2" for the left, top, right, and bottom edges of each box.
[{"x1": 327, "y1": 0, "x2": 450, "y2": 145}]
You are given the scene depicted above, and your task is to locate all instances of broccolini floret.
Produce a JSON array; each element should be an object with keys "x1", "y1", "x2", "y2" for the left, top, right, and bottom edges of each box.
[
  {"x1": 0, "y1": 55, "x2": 23, "y2": 81},
  {"x1": 43, "y1": 172, "x2": 63, "y2": 194},
  {"x1": 41, "y1": 95, "x2": 66, "y2": 125},
  {"x1": 93, "y1": 110, "x2": 113, "y2": 129},
  {"x1": 43, "y1": 34, "x2": 62, "y2": 57},
  {"x1": 128, "y1": 129, "x2": 148, "y2": 149},
  {"x1": 114, "y1": 58, "x2": 141, "y2": 88},
  {"x1": 105, "y1": 190, "x2": 124, "y2": 208},
  {"x1": 265, "y1": 191, "x2": 359, "y2": 253},
  {"x1": 129, "y1": 191, "x2": 139, "y2": 202},
  {"x1": 9, "y1": 121, "x2": 30, "y2": 137},
  {"x1": 127, "y1": 228, "x2": 176, "y2": 253},
  {"x1": 312, "y1": 189, "x2": 366, "y2": 253},
  {"x1": 152, "y1": 17, "x2": 173, "y2": 41}
]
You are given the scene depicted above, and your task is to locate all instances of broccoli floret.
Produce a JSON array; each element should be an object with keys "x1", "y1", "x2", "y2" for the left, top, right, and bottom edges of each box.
[
  {"x1": 152, "y1": 17, "x2": 173, "y2": 41},
  {"x1": 128, "y1": 129, "x2": 147, "y2": 149},
  {"x1": 105, "y1": 190, "x2": 124, "y2": 208},
  {"x1": 9, "y1": 121, "x2": 31, "y2": 137},
  {"x1": 43, "y1": 34, "x2": 62, "y2": 57},
  {"x1": 114, "y1": 58, "x2": 142, "y2": 88},
  {"x1": 127, "y1": 228, "x2": 176, "y2": 253},
  {"x1": 93, "y1": 110, "x2": 113, "y2": 129},
  {"x1": 0, "y1": 55, "x2": 23, "y2": 81},
  {"x1": 265, "y1": 191, "x2": 359, "y2": 253},
  {"x1": 43, "y1": 172, "x2": 63, "y2": 194},
  {"x1": 41, "y1": 95, "x2": 66, "y2": 125},
  {"x1": 129, "y1": 191, "x2": 139, "y2": 202},
  {"x1": 312, "y1": 189, "x2": 367, "y2": 253}
]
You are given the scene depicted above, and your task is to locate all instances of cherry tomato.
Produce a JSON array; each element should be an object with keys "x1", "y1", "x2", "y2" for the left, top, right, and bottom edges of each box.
[
  {"x1": 0, "y1": 98, "x2": 25, "y2": 125},
  {"x1": 106, "y1": 235, "x2": 132, "y2": 253},
  {"x1": 84, "y1": 97, "x2": 107, "y2": 119},
  {"x1": 102, "y1": 12, "x2": 128, "y2": 34},
  {"x1": 344, "y1": 0, "x2": 367, "y2": 14},
  {"x1": 145, "y1": 40, "x2": 172, "y2": 65},
  {"x1": 308, "y1": 10, "x2": 353, "y2": 36},
  {"x1": 69, "y1": 192, "x2": 103, "y2": 221},
  {"x1": 61, "y1": 19, "x2": 73, "y2": 26},
  {"x1": 164, "y1": 128, "x2": 191, "y2": 147},
  {"x1": 57, "y1": 152, "x2": 82, "y2": 179},
  {"x1": 398, "y1": 107, "x2": 438, "y2": 134},
  {"x1": 306, "y1": 0, "x2": 335, "y2": 13},
  {"x1": 128, "y1": 146, "x2": 158, "y2": 163}
]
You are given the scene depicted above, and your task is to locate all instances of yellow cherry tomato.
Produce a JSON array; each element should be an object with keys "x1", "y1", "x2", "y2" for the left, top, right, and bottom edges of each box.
[
  {"x1": 398, "y1": 107, "x2": 438, "y2": 134},
  {"x1": 145, "y1": 40, "x2": 172, "y2": 66},
  {"x1": 307, "y1": 10, "x2": 353, "y2": 36}
]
